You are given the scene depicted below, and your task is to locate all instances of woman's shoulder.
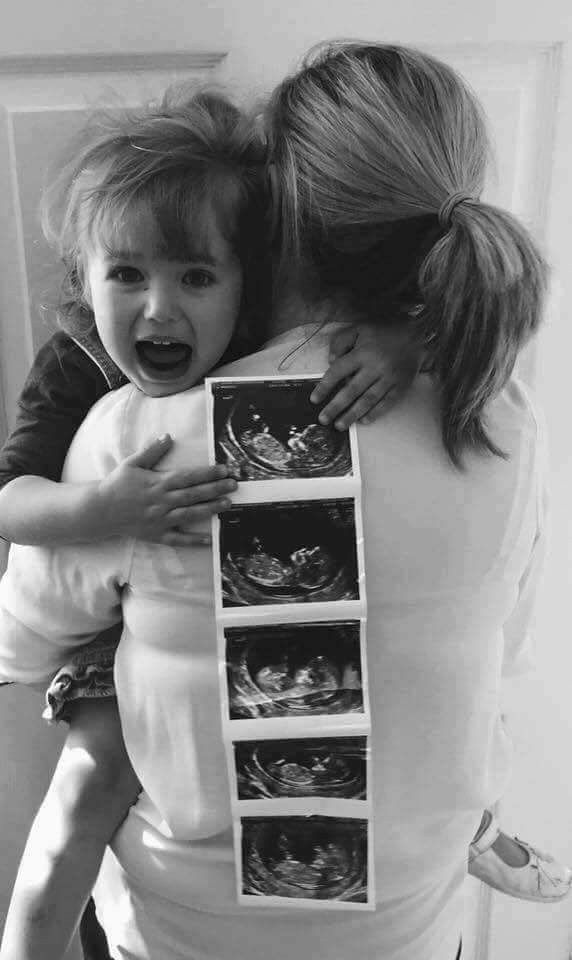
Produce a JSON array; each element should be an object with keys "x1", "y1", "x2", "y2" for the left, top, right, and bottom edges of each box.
[
  {"x1": 66, "y1": 381, "x2": 210, "y2": 479},
  {"x1": 62, "y1": 382, "x2": 140, "y2": 482},
  {"x1": 488, "y1": 376, "x2": 545, "y2": 452}
]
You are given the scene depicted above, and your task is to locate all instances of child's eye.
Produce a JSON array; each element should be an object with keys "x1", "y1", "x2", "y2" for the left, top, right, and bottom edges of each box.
[
  {"x1": 182, "y1": 269, "x2": 214, "y2": 288},
  {"x1": 108, "y1": 266, "x2": 143, "y2": 283}
]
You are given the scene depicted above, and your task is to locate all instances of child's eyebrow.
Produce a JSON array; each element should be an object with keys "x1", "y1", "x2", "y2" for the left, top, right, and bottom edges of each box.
[
  {"x1": 103, "y1": 250, "x2": 141, "y2": 261},
  {"x1": 103, "y1": 250, "x2": 219, "y2": 266}
]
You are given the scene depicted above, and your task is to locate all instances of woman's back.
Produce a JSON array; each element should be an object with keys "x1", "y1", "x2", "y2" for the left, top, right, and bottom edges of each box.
[
  {"x1": 68, "y1": 320, "x2": 544, "y2": 960},
  {"x1": 357, "y1": 365, "x2": 541, "y2": 872}
]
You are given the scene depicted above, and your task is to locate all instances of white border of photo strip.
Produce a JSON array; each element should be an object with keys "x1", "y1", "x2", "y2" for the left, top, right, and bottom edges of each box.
[{"x1": 206, "y1": 375, "x2": 375, "y2": 910}]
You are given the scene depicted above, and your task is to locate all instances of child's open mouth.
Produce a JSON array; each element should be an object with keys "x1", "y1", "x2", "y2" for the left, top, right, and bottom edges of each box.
[{"x1": 136, "y1": 338, "x2": 193, "y2": 379}]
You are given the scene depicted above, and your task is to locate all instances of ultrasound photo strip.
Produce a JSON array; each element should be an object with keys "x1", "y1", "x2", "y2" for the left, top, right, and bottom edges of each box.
[
  {"x1": 205, "y1": 375, "x2": 374, "y2": 910},
  {"x1": 236, "y1": 814, "x2": 375, "y2": 909},
  {"x1": 212, "y1": 497, "x2": 365, "y2": 621},
  {"x1": 220, "y1": 619, "x2": 370, "y2": 738},
  {"x1": 205, "y1": 376, "x2": 361, "y2": 504},
  {"x1": 232, "y1": 735, "x2": 369, "y2": 802}
]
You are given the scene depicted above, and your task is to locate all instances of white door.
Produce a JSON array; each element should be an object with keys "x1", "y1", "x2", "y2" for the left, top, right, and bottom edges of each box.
[{"x1": 0, "y1": 4, "x2": 570, "y2": 959}]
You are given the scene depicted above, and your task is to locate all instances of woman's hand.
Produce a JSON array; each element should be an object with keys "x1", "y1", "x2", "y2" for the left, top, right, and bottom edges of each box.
[
  {"x1": 310, "y1": 324, "x2": 422, "y2": 430},
  {"x1": 96, "y1": 435, "x2": 237, "y2": 546}
]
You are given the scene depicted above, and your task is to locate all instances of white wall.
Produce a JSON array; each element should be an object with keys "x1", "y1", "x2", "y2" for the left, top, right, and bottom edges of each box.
[{"x1": 0, "y1": 0, "x2": 570, "y2": 93}]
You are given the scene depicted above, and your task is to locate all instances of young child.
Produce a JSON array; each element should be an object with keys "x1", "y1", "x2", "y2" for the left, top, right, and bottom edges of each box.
[
  {"x1": 0, "y1": 89, "x2": 419, "y2": 960},
  {"x1": 0, "y1": 86, "x2": 261, "y2": 960}
]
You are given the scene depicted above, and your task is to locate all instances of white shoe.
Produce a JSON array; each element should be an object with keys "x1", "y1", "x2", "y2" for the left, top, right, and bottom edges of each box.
[{"x1": 468, "y1": 811, "x2": 572, "y2": 903}]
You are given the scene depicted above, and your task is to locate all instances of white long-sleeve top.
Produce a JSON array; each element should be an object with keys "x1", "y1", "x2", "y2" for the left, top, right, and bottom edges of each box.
[{"x1": 0, "y1": 324, "x2": 546, "y2": 960}]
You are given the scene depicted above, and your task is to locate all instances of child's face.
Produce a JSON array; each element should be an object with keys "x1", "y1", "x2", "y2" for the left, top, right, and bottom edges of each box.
[{"x1": 83, "y1": 214, "x2": 243, "y2": 397}]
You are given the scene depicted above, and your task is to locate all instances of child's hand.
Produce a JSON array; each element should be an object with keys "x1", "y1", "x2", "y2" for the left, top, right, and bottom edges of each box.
[
  {"x1": 311, "y1": 324, "x2": 421, "y2": 430},
  {"x1": 97, "y1": 434, "x2": 237, "y2": 546}
]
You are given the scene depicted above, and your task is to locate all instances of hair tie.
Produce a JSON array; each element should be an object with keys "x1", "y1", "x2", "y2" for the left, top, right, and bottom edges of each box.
[{"x1": 438, "y1": 192, "x2": 476, "y2": 228}]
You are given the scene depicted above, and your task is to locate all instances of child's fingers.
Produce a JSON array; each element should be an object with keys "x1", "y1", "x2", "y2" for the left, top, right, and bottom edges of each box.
[
  {"x1": 166, "y1": 499, "x2": 232, "y2": 527},
  {"x1": 359, "y1": 385, "x2": 403, "y2": 424},
  {"x1": 127, "y1": 434, "x2": 173, "y2": 469},
  {"x1": 163, "y1": 464, "x2": 232, "y2": 491},
  {"x1": 332, "y1": 382, "x2": 396, "y2": 429},
  {"x1": 357, "y1": 387, "x2": 399, "y2": 425},
  {"x1": 328, "y1": 326, "x2": 358, "y2": 361},
  {"x1": 160, "y1": 530, "x2": 213, "y2": 547},
  {"x1": 317, "y1": 369, "x2": 384, "y2": 426},
  {"x1": 324, "y1": 373, "x2": 393, "y2": 428},
  {"x1": 310, "y1": 354, "x2": 360, "y2": 406},
  {"x1": 165, "y1": 477, "x2": 237, "y2": 508}
]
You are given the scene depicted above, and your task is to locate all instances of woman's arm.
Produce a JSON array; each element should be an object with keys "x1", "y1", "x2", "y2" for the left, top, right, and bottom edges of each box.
[{"x1": 502, "y1": 398, "x2": 549, "y2": 679}]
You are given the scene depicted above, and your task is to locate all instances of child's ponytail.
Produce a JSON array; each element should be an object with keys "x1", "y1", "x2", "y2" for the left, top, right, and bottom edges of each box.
[{"x1": 419, "y1": 199, "x2": 547, "y2": 464}]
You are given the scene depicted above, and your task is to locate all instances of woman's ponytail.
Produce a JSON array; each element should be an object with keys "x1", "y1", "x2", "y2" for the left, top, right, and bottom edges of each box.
[
  {"x1": 266, "y1": 41, "x2": 548, "y2": 465},
  {"x1": 418, "y1": 200, "x2": 547, "y2": 465}
]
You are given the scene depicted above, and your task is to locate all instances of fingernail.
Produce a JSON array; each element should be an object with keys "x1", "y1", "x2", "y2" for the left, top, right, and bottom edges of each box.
[
  {"x1": 318, "y1": 412, "x2": 329, "y2": 425},
  {"x1": 194, "y1": 534, "x2": 212, "y2": 546},
  {"x1": 219, "y1": 499, "x2": 231, "y2": 510},
  {"x1": 310, "y1": 392, "x2": 318, "y2": 404},
  {"x1": 158, "y1": 433, "x2": 171, "y2": 443}
]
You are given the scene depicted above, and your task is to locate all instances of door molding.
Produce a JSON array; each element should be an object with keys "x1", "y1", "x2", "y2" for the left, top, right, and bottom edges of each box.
[{"x1": 0, "y1": 50, "x2": 227, "y2": 75}]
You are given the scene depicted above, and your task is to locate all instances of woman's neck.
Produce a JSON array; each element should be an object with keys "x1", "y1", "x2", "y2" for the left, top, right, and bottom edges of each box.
[{"x1": 269, "y1": 289, "x2": 342, "y2": 339}]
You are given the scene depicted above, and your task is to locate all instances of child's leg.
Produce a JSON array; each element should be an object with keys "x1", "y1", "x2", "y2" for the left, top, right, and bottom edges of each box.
[
  {"x1": 469, "y1": 808, "x2": 572, "y2": 902},
  {"x1": 0, "y1": 698, "x2": 140, "y2": 960},
  {"x1": 79, "y1": 897, "x2": 112, "y2": 960}
]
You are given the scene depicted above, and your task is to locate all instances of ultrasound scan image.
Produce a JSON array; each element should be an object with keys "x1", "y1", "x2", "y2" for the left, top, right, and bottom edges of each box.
[
  {"x1": 211, "y1": 379, "x2": 352, "y2": 480},
  {"x1": 225, "y1": 621, "x2": 364, "y2": 720},
  {"x1": 219, "y1": 499, "x2": 359, "y2": 607},
  {"x1": 241, "y1": 815, "x2": 368, "y2": 902},
  {"x1": 233, "y1": 736, "x2": 367, "y2": 800}
]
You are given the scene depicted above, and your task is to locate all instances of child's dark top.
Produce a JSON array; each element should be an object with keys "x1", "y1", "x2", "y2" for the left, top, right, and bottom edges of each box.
[
  {"x1": 0, "y1": 330, "x2": 127, "y2": 491},
  {"x1": 0, "y1": 325, "x2": 254, "y2": 491}
]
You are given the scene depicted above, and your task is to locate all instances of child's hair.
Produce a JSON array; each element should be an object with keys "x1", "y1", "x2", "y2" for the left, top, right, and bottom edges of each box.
[
  {"x1": 42, "y1": 86, "x2": 268, "y2": 357},
  {"x1": 265, "y1": 41, "x2": 547, "y2": 464}
]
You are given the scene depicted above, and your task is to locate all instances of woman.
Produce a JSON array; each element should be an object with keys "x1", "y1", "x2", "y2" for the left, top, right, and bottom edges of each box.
[{"x1": 0, "y1": 42, "x2": 548, "y2": 960}]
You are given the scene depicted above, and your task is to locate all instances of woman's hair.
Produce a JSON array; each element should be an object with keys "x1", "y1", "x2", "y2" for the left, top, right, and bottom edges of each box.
[
  {"x1": 265, "y1": 41, "x2": 547, "y2": 464},
  {"x1": 42, "y1": 86, "x2": 268, "y2": 355}
]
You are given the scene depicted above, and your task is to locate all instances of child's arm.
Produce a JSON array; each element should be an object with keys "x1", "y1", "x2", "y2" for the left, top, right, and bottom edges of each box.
[
  {"x1": 311, "y1": 323, "x2": 422, "y2": 429},
  {"x1": 0, "y1": 332, "x2": 236, "y2": 547},
  {"x1": 0, "y1": 699, "x2": 139, "y2": 960},
  {"x1": 0, "y1": 435, "x2": 236, "y2": 547}
]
